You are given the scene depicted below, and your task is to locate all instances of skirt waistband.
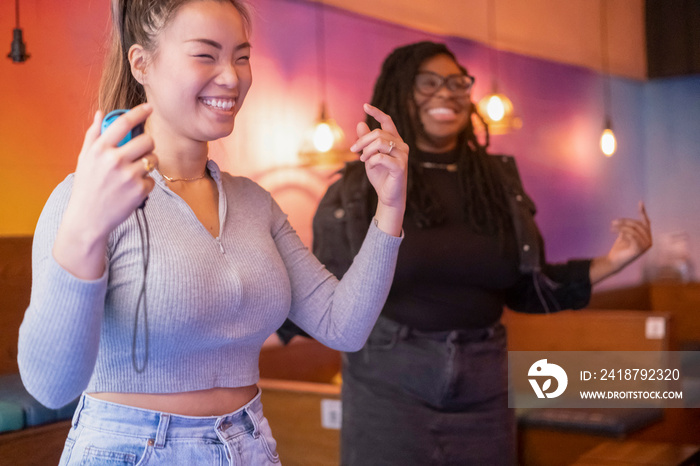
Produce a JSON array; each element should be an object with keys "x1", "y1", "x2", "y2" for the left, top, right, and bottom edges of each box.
[{"x1": 377, "y1": 315, "x2": 503, "y2": 343}]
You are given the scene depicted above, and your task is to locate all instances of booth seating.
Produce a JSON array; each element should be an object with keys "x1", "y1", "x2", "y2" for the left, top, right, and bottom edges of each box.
[
  {"x1": 589, "y1": 282, "x2": 700, "y2": 351},
  {"x1": 0, "y1": 374, "x2": 77, "y2": 434},
  {"x1": 504, "y1": 308, "x2": 700, "y2": 466},
  {"x1": 259, "y1": 378, "x2": 341, "y2": 466},
  {"x1": 0, "y1": 236, "x2": 78, "y2": 465},
  {"x1": 572, "y1": 440, "x2": 700, "y2": 465},
  {"x1": 258, "y1": 338, "x2": 342, "y2": 466}
]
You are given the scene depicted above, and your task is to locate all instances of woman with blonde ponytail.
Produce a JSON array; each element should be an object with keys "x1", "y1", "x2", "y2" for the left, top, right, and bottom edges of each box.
[{"x1": 18, "y1": 1, "x2": 409, "y2": 464}]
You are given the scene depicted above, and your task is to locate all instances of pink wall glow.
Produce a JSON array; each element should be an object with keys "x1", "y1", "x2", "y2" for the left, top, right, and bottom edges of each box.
[{"x1": 3, "y1": 0, "x2": 698, "y2": 288}]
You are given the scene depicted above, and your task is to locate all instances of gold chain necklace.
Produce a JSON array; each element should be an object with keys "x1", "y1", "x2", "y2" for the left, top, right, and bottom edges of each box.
[
  {"x1": 418, "y1": 161, "x2": 458, "y2": 172},
  {"x1": 161, "y1": 171, "x2": 208, "y2": 182}
]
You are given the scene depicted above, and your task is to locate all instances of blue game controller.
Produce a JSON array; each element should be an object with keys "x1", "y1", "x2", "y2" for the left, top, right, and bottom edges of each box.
[
  {"x1": 101, "y1": 109, "x2": 145, "y2": 147},
  {"x1": 101, "y1": 109, "x2": 148, "y2": 209}
]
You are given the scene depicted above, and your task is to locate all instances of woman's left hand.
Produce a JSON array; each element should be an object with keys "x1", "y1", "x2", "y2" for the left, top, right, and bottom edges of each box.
[
  {"x1": 607, "y1": 201, "x2": 652, "y2": 266},
  {"x1": 350, "y1": 104, "x2": 408, "y2": 236},
  {"x1": 591, "y1": 201, "x2": 652, "y2": 284}
]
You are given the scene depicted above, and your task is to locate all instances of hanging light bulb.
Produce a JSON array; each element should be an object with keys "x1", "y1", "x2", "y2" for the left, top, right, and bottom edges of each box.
[
  {"x1": 600, "y1": 128, "x2": 616, "y2": 157},
  {"x1": 598, "y1": 0, "x2": 617, "y2": 157},
  {"x1": 313, "y1": 122, "x2": 334, "y2": 152},
  {"x1": 301, "y1": 117, "x2": 348, "y2": 164},
  {"x1": 298, "y1": 0, "x2": 354, "y2": 166},
  {"x1": 477, "y1": 89, "x2": 521, "y2": 130},
  {"x1": 307, "y1": 102, "x2": 345, "y2": 156},
  {"x1": 484, "y1": 94, "x2": 507, "y2": 122},
  {"x1": 477, "y1": 84, "x2": 521, "y2": 135},
  {"x1": 600, "y1": 119, "x2": 617, "y2": 157},
  {"x1": 477, "y1": 0, "x2": 520, "y2": 135}
]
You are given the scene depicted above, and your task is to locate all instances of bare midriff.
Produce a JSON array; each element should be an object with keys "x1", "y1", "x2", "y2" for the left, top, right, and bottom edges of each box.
[{"x1": 88, "y1": 384, "x2": 258, "y2": 416}]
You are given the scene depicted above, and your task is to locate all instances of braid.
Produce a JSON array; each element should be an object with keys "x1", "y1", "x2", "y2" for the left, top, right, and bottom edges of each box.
[
  {"x1": 454, "y1": 102, "x2": 511, "y2": 236},
  {"x1": 366, "y1": 41, "x2": 511, "y2": 234}
]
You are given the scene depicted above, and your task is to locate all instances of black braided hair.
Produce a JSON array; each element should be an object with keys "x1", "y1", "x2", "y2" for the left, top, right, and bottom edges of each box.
[{"x1": 366, "y1": 41, "x2": 511, "y2": 235}]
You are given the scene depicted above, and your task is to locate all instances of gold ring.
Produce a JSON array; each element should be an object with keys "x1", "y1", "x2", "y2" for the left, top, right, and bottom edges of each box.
[
  {"x1": 387, "y1": 140, "x2": 396, "y2": 154},
  {"x1": 142, "y1": 157, "x2": 155, "y2": 173}
]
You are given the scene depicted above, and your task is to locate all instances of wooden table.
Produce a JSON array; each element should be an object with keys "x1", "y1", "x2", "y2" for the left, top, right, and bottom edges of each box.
[{"x1": 572, "y1": 440, "x2": 700, "y2": 465}]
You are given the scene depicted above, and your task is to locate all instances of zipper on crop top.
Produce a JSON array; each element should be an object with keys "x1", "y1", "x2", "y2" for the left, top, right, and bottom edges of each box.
[{"x1": 216, "y1": 237, "x2": 225, "y2": 254}]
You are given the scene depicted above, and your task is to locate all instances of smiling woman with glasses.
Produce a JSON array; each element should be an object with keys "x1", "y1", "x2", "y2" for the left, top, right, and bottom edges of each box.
[{"x1": 276, "y1": 40, "x2": 652, "y2": 466}]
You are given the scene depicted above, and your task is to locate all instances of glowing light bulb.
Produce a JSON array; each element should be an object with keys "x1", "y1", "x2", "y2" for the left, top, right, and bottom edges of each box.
[
  {"x1": 477, "y1": 92, "x2": 517, "y2": 134},
  {"x1": 486, "y1": 95, "x2": 506, "y2": 122},
  {"x1": 313, "y1": 122, "x2": 334, "y2": 152},
  {"x1": 600, "y1": 128, "x2": 617, "y2": 157}
]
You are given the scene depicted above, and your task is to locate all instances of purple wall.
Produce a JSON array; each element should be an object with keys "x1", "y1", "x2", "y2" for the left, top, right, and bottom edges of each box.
[
  {"x1": 238, "y1": 0, "x2": 694, "y2": 289},
  {"x1": 644, "y1": 76, "x2": 700, "y2": 284},
  {"x1": 4, "y1": 0, "x2": 697, "y2": 286}
]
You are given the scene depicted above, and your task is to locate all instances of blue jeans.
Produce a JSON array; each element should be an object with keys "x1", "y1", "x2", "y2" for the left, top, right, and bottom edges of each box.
[
  {"x1": 341, "y1": 316, "x2": 516, "y2": 466},
  {"x1": 59, "y1": 389, "x2": 280, "y2": 465}
]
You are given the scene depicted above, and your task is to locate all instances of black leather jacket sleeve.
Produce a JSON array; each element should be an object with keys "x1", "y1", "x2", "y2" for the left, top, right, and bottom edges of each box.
[
  {"x1": 493, "y1": 155, "x2": 592, "y2": 313},
  {"x1": 311, "y1": 162, "x2": 371, "y2": 279},
  {"x1": 275, "y1": 319, "x2": 308, "y2": 344},
  {"x1": 503, "y1": 258, "x2": 592, "y2": 313}
]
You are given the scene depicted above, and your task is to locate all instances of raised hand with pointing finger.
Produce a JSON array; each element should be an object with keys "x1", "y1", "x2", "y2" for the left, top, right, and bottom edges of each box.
[
  {"x1": 350, "y1": 103, "x2": 408, "y2": 238},
  {"x1": 591, "y1": 201, "x2": 653, "y2": 283}
]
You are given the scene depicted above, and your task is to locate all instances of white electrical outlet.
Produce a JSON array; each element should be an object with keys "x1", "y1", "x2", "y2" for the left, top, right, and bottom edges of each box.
[
  {"x1": 320, "y1": 399, "x2": 342, "y2": 429},
  {"x1": 645, "y1": 316, "x2": 666, "y2": 340}
]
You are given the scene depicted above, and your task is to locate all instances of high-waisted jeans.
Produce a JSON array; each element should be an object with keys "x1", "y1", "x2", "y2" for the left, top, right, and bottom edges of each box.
[
  {"x1": 58, "y1": 389, "x2": 280, "y2": 465},
  {"x1": 341, "y1": 315, "x2": 516, "y2": 466}
]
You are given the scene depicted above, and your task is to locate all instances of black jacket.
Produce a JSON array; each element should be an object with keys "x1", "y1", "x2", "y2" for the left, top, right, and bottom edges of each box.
[{"x1": 277, "y1": 155, "x2": 592, "y2": 343}]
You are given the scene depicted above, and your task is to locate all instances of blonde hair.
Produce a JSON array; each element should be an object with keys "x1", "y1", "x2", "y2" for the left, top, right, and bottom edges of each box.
[{"x1": 98, "y1": 0, "x2": 251, "y2": 112}]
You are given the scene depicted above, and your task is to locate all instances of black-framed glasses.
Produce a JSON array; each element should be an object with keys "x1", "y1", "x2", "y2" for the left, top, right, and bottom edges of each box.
[{"x1": 415, "y1": 71, "x2": 475, "y2": 96}]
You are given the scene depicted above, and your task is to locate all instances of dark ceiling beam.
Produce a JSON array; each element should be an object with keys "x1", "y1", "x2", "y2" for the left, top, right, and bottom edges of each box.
[{"x1": 646, "y1": 0, "x2": 700, "y2": 78}]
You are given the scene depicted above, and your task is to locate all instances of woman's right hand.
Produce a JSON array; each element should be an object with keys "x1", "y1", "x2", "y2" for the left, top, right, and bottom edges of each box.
[
  {"x1": 53, "y1": 103, "x2": 157, "y2": 279},
  {"x1": 351, "y1": 104, "x2": 408, "y2": 237}
]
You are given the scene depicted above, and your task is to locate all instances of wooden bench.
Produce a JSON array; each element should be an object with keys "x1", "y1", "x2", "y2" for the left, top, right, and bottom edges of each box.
[
  {"x1": 649, "y1": 283, "x2": 700, "y2": 351},
  {"x1": 503, "y1": 308, "x2": 673, "y2": 352},
  {"x1": 259, "y1": 337, "x2": 342, "y2": 465},
  {"x1": 503, "y1": 308, "x2": 700, "y2": 466},
  {"x1": 259, "y1": 378, "x2": 341, "y2": 466},
  {"x1": 572, "y1": 440, "x2": 700, "y2": 465},
  {"x1": 589, "y1": 282, "x2": 700, "y2": 350},
  {"x1": 0, "y1": 236, "x2": 75, "y2": 465}
]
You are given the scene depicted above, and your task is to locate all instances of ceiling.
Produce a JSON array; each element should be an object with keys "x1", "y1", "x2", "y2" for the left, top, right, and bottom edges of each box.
[{"x1": 320, "y1": 0, "x2": 698, "y2": 81}]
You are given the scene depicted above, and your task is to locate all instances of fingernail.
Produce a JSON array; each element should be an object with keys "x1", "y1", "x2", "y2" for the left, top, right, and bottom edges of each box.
[{"x1": 350, "y1": 144, "x2": 358, "y2": 152}]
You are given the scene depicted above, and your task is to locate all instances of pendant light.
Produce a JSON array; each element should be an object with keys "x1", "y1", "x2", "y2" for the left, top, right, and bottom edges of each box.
[
  {"x1": 299, "y1": 0, "x2": 353, "y2": 166},
  {"x1": 599, "y1": 0, "x2": 617, "y2": 157},
  {"x1": 477, "y1": 0, "x2": 520, "y2": 134},
  {"x1": 8, "y1": 0, "x2": 30, "y2": 63}
]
